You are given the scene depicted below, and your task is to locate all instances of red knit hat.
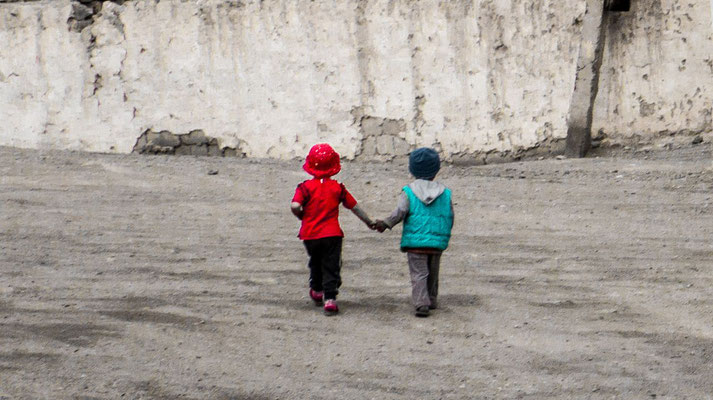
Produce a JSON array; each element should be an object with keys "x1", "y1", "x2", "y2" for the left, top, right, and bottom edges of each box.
[{"x1": 303, "y1": 143, "x2": 341, "y2": 178}]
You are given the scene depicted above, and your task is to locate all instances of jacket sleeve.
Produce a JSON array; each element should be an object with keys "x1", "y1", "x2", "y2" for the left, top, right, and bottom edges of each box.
[
  {"x1": 292, "y1": 181, "x2": 309, "y2": 205},
  {"x1": 339, "y1": 183, "x2": 358, "y2": 209},
  {"x1": 450, "y1": 197, "x2": 455, "y2": 227},
  {"x1": 383, "y1": 191, "x2": 409, "y2": 228}
]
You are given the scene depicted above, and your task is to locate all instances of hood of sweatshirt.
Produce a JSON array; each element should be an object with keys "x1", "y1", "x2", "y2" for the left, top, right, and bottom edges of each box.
[{"x1": 407, "y1": 179, "x2": 446, "y2": 205}]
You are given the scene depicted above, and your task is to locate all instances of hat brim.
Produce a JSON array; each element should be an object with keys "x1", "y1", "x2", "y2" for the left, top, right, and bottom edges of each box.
[{"x1": 303, "y1": 161, "x2": 341, "y2": 178}]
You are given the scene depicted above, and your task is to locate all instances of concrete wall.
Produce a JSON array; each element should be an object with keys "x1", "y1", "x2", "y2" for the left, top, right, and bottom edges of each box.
[{"x1": 0, "y1": 0, "x2": 711, "y2": 160}]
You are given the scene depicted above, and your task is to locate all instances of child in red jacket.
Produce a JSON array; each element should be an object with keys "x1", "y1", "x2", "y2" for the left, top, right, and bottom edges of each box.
[{"x1": 291, "y1": 143, "x2": 375, "y2": 316}]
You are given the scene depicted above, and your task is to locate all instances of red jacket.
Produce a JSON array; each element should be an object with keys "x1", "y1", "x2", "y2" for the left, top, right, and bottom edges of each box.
[{"x1": 292, "y1": 178, "x2": 357, "y2": 240}]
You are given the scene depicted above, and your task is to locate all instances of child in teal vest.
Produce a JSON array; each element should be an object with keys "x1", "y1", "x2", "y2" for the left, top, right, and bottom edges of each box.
[{"x1": 375, "y1": 148, "x2": 454, "y2": 317}]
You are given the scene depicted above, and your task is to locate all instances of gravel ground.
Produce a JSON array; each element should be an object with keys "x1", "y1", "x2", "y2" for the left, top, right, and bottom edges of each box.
[{"x1": 1, "y1": 143, "x2": 712, "y2": 399}]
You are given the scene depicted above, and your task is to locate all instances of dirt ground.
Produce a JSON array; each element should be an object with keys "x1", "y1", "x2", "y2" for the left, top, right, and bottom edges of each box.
[{"x1": 1, "y1": 142, "x2": 712, "y2": 399}]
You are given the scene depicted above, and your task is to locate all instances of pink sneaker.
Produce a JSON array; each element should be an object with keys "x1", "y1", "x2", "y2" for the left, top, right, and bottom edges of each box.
[
  {"x1": 309, "y1": 289, "x2": 324, "y2": 305},
  {"x1": 323, "y1": 299, "x2": 338, "y2": 316}
]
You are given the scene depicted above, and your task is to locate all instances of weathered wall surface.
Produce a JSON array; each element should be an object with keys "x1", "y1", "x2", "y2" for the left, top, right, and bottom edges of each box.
[
  {"x1": 0, "y1": 0, "x2": 711, "y2": 160},
  {"x1": 593, "y1": 0, "x2": 713, "y2": 143}
]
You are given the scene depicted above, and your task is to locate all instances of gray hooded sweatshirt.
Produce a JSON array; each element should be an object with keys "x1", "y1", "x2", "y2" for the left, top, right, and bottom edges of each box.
[{"x1": 383, "y1": 179, "x2": 454, "y2": 229}]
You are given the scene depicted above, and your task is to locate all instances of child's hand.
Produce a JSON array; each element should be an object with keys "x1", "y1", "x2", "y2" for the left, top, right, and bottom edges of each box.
[
  {"x1": 290, "y1": 202, "x2": 304, "y2": 220},
  {"x1": 374, "y1": 220, "x2": 389, "y2": 233}
]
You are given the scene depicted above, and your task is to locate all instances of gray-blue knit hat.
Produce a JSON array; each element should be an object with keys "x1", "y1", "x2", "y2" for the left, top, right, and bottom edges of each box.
[{"x1": 409, "y1": 147, "x2": 440, "y2": 179}]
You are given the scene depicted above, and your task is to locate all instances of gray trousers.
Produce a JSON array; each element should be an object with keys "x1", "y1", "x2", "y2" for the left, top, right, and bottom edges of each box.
[{"x1": 407, "y1": 252, "x2": 441, "y2": 308}]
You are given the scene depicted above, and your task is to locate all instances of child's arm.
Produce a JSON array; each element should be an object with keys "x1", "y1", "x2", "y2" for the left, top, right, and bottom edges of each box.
[
  {"x1": 350, "y1": 204, "x2": 375, "y2": 228},
  {"x1": 450, "y1": 198, "x2": 455, "y2": 227},
  {"x1": 339, "y1": 183, "x2": 375, "y2": 229},
  {"x1": 375, "y1": 191, "x2": 409, "y2": 231},
  {"x1": 290, "y1": 202, "x2": 304, "y2": 220},
  {"x1": 291, "y1": 182, "x2": 309, "y2": 220}
]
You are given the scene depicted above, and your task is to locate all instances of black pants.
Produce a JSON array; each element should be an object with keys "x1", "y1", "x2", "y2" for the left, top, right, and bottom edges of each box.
[{"x1": 303, "y1": 236, "x2": 342, "y2": 300}]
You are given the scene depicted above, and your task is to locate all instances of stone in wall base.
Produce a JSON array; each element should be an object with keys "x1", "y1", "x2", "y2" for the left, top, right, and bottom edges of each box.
[
  {"x1": 132, "y1": 129, "x2": 246, "y2": 157},
  {"x1": 592, "y1": 129, "x2": 712, "y2": 152},
  {"x1": 450, "y1": 138, "x2": 566, "y2": 166}
]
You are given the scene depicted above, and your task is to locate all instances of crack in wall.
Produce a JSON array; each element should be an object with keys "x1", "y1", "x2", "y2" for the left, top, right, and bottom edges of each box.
[
  {"x1": 353, "y1": 1, "x2": 373, "y2": 106},
  {"x1": 132, "y1": 129, "x2": 246, "y2": 157},
  {"x1": 407, "y1": 8, "x2": 426, "y2": 138}
]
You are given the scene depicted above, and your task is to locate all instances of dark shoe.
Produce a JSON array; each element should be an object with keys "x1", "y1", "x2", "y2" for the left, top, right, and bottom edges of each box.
[
  {"x1": 415, "y1": 305, "x2": 430, "y2": 317},
  {"x1": 428, "y1": 302, "x2": 437, "y2": 310},
  {"x1": 324, "y1": 299, "x2": 339, "y2": 316},
  {"x1": 309, "y1": 289, "x2": 324, "y2": 305}
]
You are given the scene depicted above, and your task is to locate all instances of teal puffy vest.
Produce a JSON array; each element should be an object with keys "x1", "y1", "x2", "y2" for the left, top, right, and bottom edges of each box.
[{"x1": 400, "y1": 186, "x2": 453, "y2": 251}]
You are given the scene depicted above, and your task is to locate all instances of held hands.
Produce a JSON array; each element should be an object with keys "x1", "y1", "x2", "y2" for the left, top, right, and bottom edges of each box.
[
  {"x1": 364, "y1": 219, "x2": 387, "y2": 232},
  {"x1": 348, "y1": 205, "x2": 387, "y2": 233},
  {"x1": 373, "y1": 220, "x2": 389, "y2": 233}
]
